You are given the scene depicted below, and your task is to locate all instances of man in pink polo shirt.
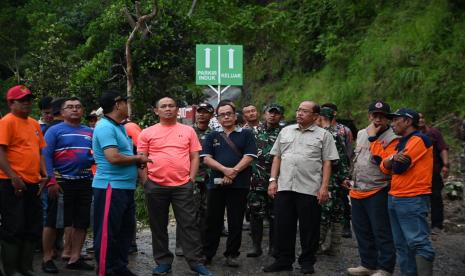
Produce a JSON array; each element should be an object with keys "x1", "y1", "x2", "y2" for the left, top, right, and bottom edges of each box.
[{"x1": 138, "y1": 97, "x2": 212, "y2": 276}]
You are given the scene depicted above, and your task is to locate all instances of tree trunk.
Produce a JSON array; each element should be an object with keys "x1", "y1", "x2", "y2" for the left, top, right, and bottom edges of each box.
[{"x1": 125, "y1": 0, "x2": 158, "y2": 117}]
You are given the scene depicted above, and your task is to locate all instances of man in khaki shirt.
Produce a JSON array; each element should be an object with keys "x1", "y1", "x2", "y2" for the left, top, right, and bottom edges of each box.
[{"x1": 264, "y1": 101, "x2": 339, "y2": 274}]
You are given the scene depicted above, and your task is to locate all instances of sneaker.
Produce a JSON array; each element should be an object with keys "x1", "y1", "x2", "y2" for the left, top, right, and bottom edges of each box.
[
  {"x1": 347, "y1": 266, "x2": 375, "y2": 275},
  {"x1": 225, "y1": 256, "x2": 239, "y2": 267},
  {"x1": 42, "y1": 260, "x2": 59, "y2": 274},
  {"x1": 66, "y1": 259, "x2": 95, "y2": 271},
  {"x1": 152, "y1": 264, "x2": 172, "y2": 275},
  {"x1": 191, "y1": 264, "x2": 213, "y2": 276},
  {"x1": 263, "y1": 262, "x2": 293, "y2": 273},
  {"x1": 371, "y1": 270, "x2": 392, "y2": 276}
]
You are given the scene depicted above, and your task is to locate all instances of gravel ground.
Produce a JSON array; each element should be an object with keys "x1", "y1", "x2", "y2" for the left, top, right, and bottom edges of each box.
[{"x1": 32, "y1": 220, "x2": 465, "y2": 276}]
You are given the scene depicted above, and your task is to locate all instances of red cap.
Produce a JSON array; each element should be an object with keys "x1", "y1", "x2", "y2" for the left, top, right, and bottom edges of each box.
[{"x1": 6, "y1": 85, "x2": 33, "y2": 100}]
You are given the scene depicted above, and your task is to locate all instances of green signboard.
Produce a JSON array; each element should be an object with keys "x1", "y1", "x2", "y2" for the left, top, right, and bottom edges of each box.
[{"x1": 196, "y1": 44, "x2": 243, "y2": 85}]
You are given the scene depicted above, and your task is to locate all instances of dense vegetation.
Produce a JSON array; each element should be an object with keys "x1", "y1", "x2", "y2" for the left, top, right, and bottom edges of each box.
[{"x1": 1, "y1": 0, "x2": 464, "y2": 124}]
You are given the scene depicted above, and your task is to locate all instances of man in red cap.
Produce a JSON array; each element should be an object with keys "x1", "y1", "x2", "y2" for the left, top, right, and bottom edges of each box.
[{"x1": 0, "y1": 85, "x2": 49, "y2": 275}]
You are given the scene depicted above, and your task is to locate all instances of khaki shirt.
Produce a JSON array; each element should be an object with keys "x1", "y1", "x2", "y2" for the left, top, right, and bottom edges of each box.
[{"x1": 270, "y1": 123, "x2": 339, "y2": 196}]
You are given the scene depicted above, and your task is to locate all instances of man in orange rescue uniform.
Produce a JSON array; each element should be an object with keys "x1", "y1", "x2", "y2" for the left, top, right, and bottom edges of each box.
[{"x1": 379, "y1": 108, "x2": 435, "y2": 276}]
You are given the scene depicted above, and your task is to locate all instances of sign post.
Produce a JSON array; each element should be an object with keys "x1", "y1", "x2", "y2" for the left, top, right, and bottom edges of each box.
[{"x1": 196, "y1": 44, "x2": 243, "y2": 103}]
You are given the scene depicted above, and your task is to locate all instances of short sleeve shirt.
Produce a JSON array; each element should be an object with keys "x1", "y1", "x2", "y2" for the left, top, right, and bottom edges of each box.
[
  {"x1": 201, "y1": 127, "x2": 258, "y2": 189},
  {"x1": 270, "y1": 123, "x2": 339, "y2": 196},
  {"x1": 92, "y1": 116, "x2": 137, "y2": 190},
  {"x1": 0, "y1": 113, "x2": 46, "y2": 183},
  {"x1": 138, "y1": 123, "x2": 201, "y2": 186}
]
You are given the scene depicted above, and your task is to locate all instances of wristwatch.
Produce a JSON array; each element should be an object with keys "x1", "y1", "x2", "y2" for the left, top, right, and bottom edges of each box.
[{"x1": 269, "y1": 177, "x2": 276, "y2": 182}]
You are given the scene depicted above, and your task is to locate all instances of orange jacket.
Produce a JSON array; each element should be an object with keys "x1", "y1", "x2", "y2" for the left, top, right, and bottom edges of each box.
[{"x1": 380, "y1": 131, "x2": 433, "y2": 197}]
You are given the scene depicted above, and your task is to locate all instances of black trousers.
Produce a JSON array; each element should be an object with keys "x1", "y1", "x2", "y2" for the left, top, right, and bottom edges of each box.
[
  {"x1": 203, "y1": 188, "x2": 249, "y2": 258},
  {"x1": 93, "y1": 187, "x2": 135, "y2": 276},
  {"x1": 273, "y1": 191, "x2": 321, "y2": 267},
  {"x1": 145, "y1": 180, "x2": 202, "y2": 268},
  {"x1": 0, "y1": 179, "x2": 42, "y2": 242},
  {"x1": 430, "y1": 172, "x2": 444, "y2": 229}
]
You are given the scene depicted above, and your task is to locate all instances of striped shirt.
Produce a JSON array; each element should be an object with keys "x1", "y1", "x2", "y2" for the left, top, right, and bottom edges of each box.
[{"x1": 43, "y1": 122, "x2": 94, "y2": 184}]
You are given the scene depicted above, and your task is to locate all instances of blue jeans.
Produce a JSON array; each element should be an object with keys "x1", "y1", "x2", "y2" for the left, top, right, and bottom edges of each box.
[
  {"x1": 351, "y1": 188, "x2": 396, "y2": 273},
  {"x1": 388, "y1": 195, "x2": 435, "y2": 276}
]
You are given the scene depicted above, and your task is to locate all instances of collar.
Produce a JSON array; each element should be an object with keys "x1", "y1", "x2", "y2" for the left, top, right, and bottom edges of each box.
[
  {"x1": 103, "y1": 115, "x2": 123, "y2": 126},
  {"x1": 293, "y1": 123, "x2": 317, "y2": 132},
  {"x1": 219, "y1": 126, "x2": 242, "y2": 133}
]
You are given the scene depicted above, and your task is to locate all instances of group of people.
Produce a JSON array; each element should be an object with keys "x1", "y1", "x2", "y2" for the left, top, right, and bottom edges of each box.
[{"x1": 0, "y1": 84, "x2": 449, "y2": 276}]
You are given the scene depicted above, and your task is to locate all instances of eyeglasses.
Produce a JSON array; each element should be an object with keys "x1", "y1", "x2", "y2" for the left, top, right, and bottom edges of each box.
[
  {"x1": 217, "y1": 112, "x2": 235, "y2": 118},
  {"x1": 296, "y1": 108, "x2": 314, "y2": 114},
  {"x1": 62, "y1": 105, "x2": 83, "y2": 110}
]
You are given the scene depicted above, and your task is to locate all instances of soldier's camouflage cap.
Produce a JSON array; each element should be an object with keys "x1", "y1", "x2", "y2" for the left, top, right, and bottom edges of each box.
[
  {"x1": 320, "y1": 107, "x2": 335, "y2": 119},
  {"x1": 265, "y1": 103, "x2": 284, "y2": 114},
  {"x1": 197, "y1": 103, "x2": 214, "y2": 113}
]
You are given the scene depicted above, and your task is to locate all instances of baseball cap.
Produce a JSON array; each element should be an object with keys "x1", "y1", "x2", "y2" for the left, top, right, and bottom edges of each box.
[
  {"x1": 6, "y1": 85, "x2": 34, "y2": 101},
  {"x1": 99, "y1": 91, "x2": 130, "y2": 110},
  {"x1": 368, "y1": 101, "x2": 390, "y2": 114},
  {"x1": 197, "y1": 103, "x2": 214, "y2": 113},
  {"x1": 320, "y1": 107, "x2": 335, "y2": 119},
  {"x1": 265, "y1": 103, "x2": 284, "y2": 114},
  {"x1": 389, "y1": 108, "x2": 420, "y2": 124}
]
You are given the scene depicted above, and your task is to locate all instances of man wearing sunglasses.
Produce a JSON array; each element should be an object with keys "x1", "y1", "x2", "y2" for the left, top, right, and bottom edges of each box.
[{"x1": 0, "y1": 85, "x2": 48, "y2": 275}]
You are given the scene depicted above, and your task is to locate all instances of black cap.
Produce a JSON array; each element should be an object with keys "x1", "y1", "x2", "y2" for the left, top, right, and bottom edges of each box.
[
  {"x1": 389, "y1": 108, "x2": 420, "y2": 124},
  {"x1": 197, "y1": 103, "x2": 214, "y2": 113},
  {"x1": 265, "y1": 103, "x2": 284, "y2": 114},
  {"x1": 368, "y1": 101, "x2": 390, "y2": 114},
  {"x1": 99, "y1": 91, "x2": 129, "y2": 111},
  {"x1": 51, "y1": 97, "x2": 66, "y2": 116}
]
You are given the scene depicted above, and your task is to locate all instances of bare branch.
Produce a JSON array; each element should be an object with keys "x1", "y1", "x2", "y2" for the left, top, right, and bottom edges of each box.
[
  {"x1": 105, "y1": 74, "x2": 125, "y2": 82},
  {"x1": 125, "y1": 0, "x2": 159, "y2": 117},
  {"x1": 187, "y1": 0, "x2": 198, "y2": 17},
  {"x1": 135, "y1": 1, "x2": 142, "y2": 18},
  {"x1": 123, "y1": 7, "x2": 136, "y2": 29}
]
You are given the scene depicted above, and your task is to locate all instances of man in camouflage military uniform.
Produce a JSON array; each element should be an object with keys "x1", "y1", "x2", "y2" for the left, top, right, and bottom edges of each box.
[
  {"x1": 322, "y1": 102, "x2": 354, "y2": 238},
  {"x1": 246, "y1": 103, "x2": 284, "y2": 257},
  {"x1": 317, "y1": 107, "x2": 350, "y2": 256},
  {"x1": 175, "y1": 103, "x2": 213, "y2": 256}
]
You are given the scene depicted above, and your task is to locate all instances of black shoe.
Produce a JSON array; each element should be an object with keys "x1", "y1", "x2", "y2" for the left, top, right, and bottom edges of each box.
[
  {"x1": 342, "y1": 223, "x2": 352, "y2": 238},
  {"x1": 42, "y1": 260, "x2": 59, "y2": 274},
  {"x1": 203, "y1": 257, "x2": 212, "y2": 266},
  {"x1": 246, "y1": 246, "x2": 263, "y2": 257},
  {"x1": 128, "y1": 244, "x2": 138, "y2": 254},
  {"x1": 263, "y1": 262, "x2": 293, "y2": 273},
  {"x1": 225, "y1": 256, "x2": 239, "y2": 267},
  {"x1": 66, "y1": 259, "x2": 95, "y2": 271},
  {"x1": 301, "y1": 266, "x2": 315, "y2": 274}
]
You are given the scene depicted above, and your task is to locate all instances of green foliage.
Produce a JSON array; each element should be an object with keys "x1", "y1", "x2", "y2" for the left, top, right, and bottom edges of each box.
[{"x1": 0, "y1": 1, "x2": 463, "y2": 125}]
